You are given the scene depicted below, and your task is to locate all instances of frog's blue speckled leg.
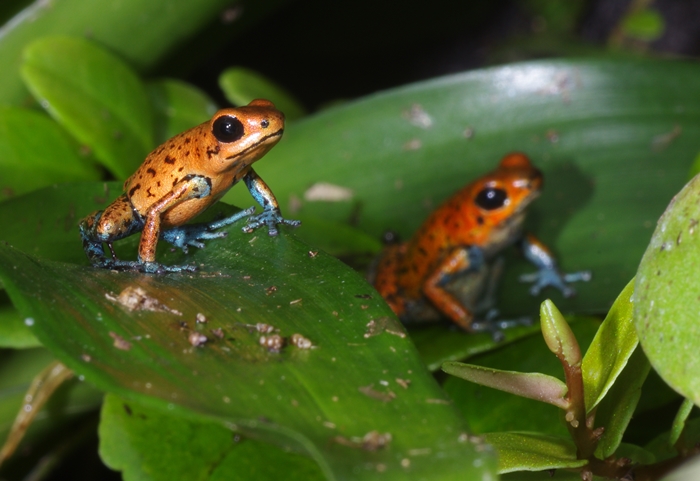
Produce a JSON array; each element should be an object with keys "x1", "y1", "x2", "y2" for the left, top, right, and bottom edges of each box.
[
  {"x1": 161, "y1": 206, "x2": 255, "y2": 253},
  {"x1": 242, "y1": 168, "x2": 300, "y2": 236},
  {"x1": 518, "y1": 233, "x2": 591, "y2": 297}
]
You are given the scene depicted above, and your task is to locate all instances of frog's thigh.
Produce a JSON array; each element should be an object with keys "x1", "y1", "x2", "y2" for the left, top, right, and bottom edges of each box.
[
  {"x1": 93, "y1": 194, "x2": 141, "y2": 241},
  {"x1": 139, "y1": 175, "x2": 212, "y2": 263},
  {"x1": 422, "y1": 247, "x2": 477, "y2": 330}
]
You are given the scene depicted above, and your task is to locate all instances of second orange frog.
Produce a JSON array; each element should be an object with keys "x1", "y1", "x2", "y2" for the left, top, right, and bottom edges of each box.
[{"x1": 372, "y1": 152, "x2": 589, "y2": 338}]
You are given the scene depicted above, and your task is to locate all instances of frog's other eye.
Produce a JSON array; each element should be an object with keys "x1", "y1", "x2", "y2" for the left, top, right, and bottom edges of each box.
[
  {"x1": 261, "y1": 119, "x2": 270, "y2": 129},
  {"x1": 213, "y1": 115, "x2": 244, "y2": 143},
  {"x1": 475, "y1": 187, "x2": 508, "y2": 210}
]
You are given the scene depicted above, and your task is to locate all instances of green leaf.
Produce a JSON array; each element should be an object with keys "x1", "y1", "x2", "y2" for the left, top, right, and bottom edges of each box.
[
  {"x1": 482, "y1": 432, "x2": 585, "y2": 473},
  {"x1": 0, "y1": 0, "x2": 239, "y2": 105},
  {"x1": 147, "y1": 79, "x2": 218, "y2": 144},
  {"x1": 0, "y1": 185, "x2": 494, "y2": 480},
  {"x1": 442, "y1": 319, "x2": 599, "y2": 436},
  {"x1": 100, "y1": 393, "x2": 324, "y2": 481},
  {"x1": 412, "y1": 323, "x2": 542, "y2": 372},
  {"x1": 592, "y1": 346, "x2": 651, "y2": 459},
  {"x1": 442, "y1": 362, "x2": 569, "y2": 409},
  {"x1": 635, "y1": 173, "x2": 700, "y2": 405},
  {"x1": 219, "y1": 67, "x2": 306, "y2": 121},
  {"x1": 621, "y1": 9, "x2": 665, "y2": 42},
  {"x1": 582, "y1": 278, "x2": 636, "y2": 412},
  {"x1": 0, "y1": 107, "x2": 100, "y2": 200},
  {"x1": 0, "y1": 291, "x2": 39, "y2": 348},
  {"x1": 21, "y1": 36, "x2": 154, "y2": 178},
  {"x1": 669, "y1": 398, "x2": 694, "y2": 447},
  {"x1": 224, "y1": 58, "x2": 700, "y2": 317},
  {"x1": 0, "y1": 182, "x2": 125, "y2": 265}
]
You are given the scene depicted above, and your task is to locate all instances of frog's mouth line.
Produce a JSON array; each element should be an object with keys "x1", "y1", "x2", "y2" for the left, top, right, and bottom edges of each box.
[{"x1": 224, "y1": 129, "x2": 284, "y2": 161}]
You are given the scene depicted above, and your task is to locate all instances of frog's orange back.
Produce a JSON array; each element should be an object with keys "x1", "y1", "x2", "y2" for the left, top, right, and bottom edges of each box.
[{"x1": 375, "y1": 152, "x2": 543, "y2": 308}]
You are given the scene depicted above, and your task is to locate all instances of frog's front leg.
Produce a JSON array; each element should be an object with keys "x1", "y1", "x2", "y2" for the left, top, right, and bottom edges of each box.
[
  {"x1": 241, "y1": 168, "x2": 300, "y2": 236},
  {"x1": 518, "y1": 234, "x2": 591, "y2": 297},
  {"x1": 161, "y1": 206, "x2": 255, "y2": 253},
  {"x1": 135, "y1": 175, "x2": 222, "y2": 273},
  {"x1": 423, "y1": 247, "x2": 530, "y2": 341}
]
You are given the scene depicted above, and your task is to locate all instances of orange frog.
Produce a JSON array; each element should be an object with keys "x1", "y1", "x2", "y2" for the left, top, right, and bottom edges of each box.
[
  {"x1": 372, "y1": 152, "x2": 589, "y2": 338},
  {"x1": 79, "y1": 99, "x2": 299, "y2": 274}
]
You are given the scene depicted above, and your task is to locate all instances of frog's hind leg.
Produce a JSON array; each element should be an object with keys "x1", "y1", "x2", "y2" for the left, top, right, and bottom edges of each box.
[
  {"x1": 79, "y1": 195, "x2": 144, "y2": 269},
  {"x1": 372, "y1": 242, "x2": 408, "y2": 318}
]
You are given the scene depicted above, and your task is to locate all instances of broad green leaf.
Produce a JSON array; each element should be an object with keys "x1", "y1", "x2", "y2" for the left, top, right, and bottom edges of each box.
[
  {"x1": 501, "y1": 470, "x2": 584, "y2": 481},
  {"x1": 225, "y1": 58, "x2": 700, "y2": 317},
  {"x1": 412, "y1": 323, "x2": 542, "y2": 372},
  {"x1": 291, "y1": 215, "x2": 382, "y2": 257},
  {"x1": 0, "y1": 292, "x2": 38, "y2": 348},
  {"x1": 147, "y1": 79, "x2": 218, "y2": 144},
  {"x1": 0, "y1": 0, "x2": 240, "y2": 105},
  {"x1": 592, "y1": 346, "x2": 651, "y2": 459},
  {"x1": 482, "y1": 432, "x2": 585, "y2": 473},
  {"x1": 0, "y1": 185, "x2": 494, "y2": 480},
  {"x1": 100, "y1": 393, "x2": 324, "y2": 481},
  {"x1": 219, "y1": 67, "x2": 306, "y2": 121},
  {"x1": 582, "y1": 279, "x2": 636, "y2": 412},
  {"x1": 21, "y1": 36, "x2": 154, "y2": 178},
  {"x1": 635, "y1": 174, "x2": 700, "y2": 405},
  {"x1": 621, "y1": 9, "x2": 665, "y2": 42},
  {"x1": 0, "y1": 182, "x2": 124, "y2": 265},
  {"x1": 442, "y1": 320, "x2": 599, "y2": 437},
  {"x1": 0, "y1": 107, "x2": 99, "y2": 200}
]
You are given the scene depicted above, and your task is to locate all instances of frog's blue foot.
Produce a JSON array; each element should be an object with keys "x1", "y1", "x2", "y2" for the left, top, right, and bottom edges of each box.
[
  {"x1": 243, "y1": 208, "x2": 301, "y2": 236},
  {"x1": 471, "y1": 309, "x2": 532, "y2": 342},
  {"x1": 519, "y1": 268, "x2": 592, "y2": 298},
  {"x1": 162, "y1": 207, "x2": 255, "y2": 253}
]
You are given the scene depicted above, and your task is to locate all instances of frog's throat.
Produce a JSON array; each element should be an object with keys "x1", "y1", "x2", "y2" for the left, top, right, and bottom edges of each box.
[{"x1": 224, "y1": 129, "x2": 284, "y2": 161}]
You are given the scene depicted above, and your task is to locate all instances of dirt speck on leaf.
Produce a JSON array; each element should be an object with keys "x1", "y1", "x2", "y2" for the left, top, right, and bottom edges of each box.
[
  {"x1": 188, "y1": 332, "x2": 208, "y2": 347},
  {"x1": 359, "y1": 384, "x2": 396, "y2": 402},
  {"x1": 109, "y1": 332, "x2": 132, "y2": 350},
  {"x1": 260, "y1": 334, "x2": 284, "y2": 352},
  {"x1": 364, "y1": 317, "x2": 407, "y2": 338},
  {"x1": 290, "y1": 333, "x2": 313, "y2": 349},
  {"x1": 105, "y1": 286, "x2": 182, "y2": 315},
  {"x1": 332, "y1": 431, "x2": 392, "y2": 451}
]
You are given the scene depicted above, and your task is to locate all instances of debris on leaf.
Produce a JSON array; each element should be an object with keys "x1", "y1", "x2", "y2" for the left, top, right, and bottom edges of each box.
[
  {"x1": 109, "y1": 332, "x2": 132, "y2": 351},
  {"x1": 188, "y1": 332, "x2": 208, "y2": 347},
  {"x1": 255, "y1": 323, "x2": 275, "y2": 334},
  {"x1": 359, "y1": 384, "x2": 396, "y2": 402},
  {"x1": 332, "y1": 430, "x2": 393, "y2": 451},
  {"x1": 211, "y1": 328, "x2": 224, "y2": 339},
  {"x1": 195, "y1": 313, "x2": 207, "y2": 324},
  {"x1": 260, "y1": 334, "x2": 284, "y2": 352},
  {"x1": 290, "y1": 333, "x2": 313, "y2": 349},
  {"x1": 364, "y1": 317, "x2": 407, "y2": 338},
  {"x1": 304, "y1": 182, "x2": 354, "y2": 202},
  {"x1": 105, "y1": 286, "x2": 182, "y2": 315}
]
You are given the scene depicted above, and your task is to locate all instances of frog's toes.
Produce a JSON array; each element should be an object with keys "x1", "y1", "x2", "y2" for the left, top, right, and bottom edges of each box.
[{"x1": 243, "y1": 210, "x2": 300, "y2": 236}]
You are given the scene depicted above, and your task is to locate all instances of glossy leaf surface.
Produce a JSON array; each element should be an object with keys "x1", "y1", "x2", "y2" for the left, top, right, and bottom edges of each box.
[
  {"x1": 635, "y1": 173, "x2": 700, "y2": 405},
  {"x1": 0, "y1": 107, "x2": 99, "y2": 200},
  {"x1": 100, "y1": 393, "x2": 324, "y2": 481},
  {"x1": 0, "y1": 185, "x2": 493, "y2": 481},
  {"x1": 0, "y1": 0, "x2": 235, "y2": 105},
  {"x1": 581, "y1": 279, "x2": 637, "y2": 412},
  {"x1": 21, "y1": 36, "x2": 154, "y2": 178}
]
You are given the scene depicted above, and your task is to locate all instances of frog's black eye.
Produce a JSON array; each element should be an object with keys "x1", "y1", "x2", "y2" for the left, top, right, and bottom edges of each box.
[
  {"x1": 475, "y1": 187, "x2": 508, "y2": 210},
  {"x1": 261, "y1": 119, "x2": 270, "y2": 129},
  {"x1": 212, "y1": 115, "x2": 244, "y2": 143}
]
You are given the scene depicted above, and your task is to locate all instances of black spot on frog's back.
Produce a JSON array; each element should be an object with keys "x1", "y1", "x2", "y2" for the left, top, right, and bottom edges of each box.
[{"x1": 164, "y1": 155, "x2": 176, "y2": 164}]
